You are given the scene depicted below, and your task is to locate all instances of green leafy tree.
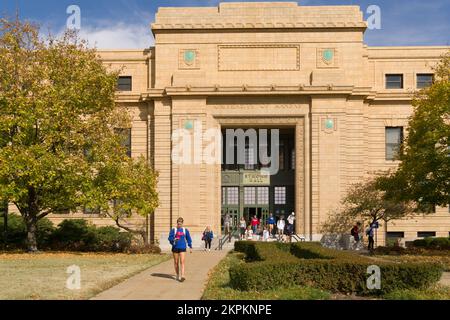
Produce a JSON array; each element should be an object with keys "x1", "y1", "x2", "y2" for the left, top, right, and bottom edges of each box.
[
  {"x1": 379, "y1": 53, "x2": 450, "y2": 207},
  {"x1": 321, "y1": 177, "x2": 415, "y2": 235},
  {"x1": 0, "y1": 18, "x2": 158, "y2": 251}
]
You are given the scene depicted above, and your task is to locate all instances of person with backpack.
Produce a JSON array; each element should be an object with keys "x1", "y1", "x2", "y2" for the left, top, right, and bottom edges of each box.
[
  {"x1": 168, "y1": 217, "x2": 192, "y2": 282},
  {"x1": 350, "y1": 222, "x2": 362, "y2": 250},
  {"x1": 366, "y1": 223, "x2": 375, "y2": 251},
  {"x1": 202, "y1": 226, "x2": 214, "y2": 252}
]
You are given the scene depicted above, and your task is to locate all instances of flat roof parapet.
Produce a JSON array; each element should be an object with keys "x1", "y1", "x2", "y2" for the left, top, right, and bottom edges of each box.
[{"x1": 152, "y1": 2, "x2": 366, "y2": 32}]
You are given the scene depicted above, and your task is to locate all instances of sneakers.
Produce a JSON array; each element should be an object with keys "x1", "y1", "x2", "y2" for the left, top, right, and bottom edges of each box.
[{"x1": 180, "y1": 277, "x2": 186, "y2": 283}]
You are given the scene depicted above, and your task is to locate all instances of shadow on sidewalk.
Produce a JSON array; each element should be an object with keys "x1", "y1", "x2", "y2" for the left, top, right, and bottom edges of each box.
[{"x1": 151, "y1": 273, "x2": 177, "y2": 281}]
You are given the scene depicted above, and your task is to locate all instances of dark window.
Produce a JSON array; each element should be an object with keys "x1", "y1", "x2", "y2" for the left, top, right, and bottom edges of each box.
[
  {"x1": 117, "y1": 76, "x2": 132, "y2": 91},
  {"x1": 83, "y1": 206, "x2": 101, "y2": 215},
  {"x1": 386, "y1": 232, "x2": 405, "y2": 246},
  {"x1": 417, "y1": 231, "x2": 436, "y2": 238},
  {"x1": 279, "y1": 141, "x2": 285, "y2": 171},
  {"x1": 417, "y1": 74, "x2": 434, "y2": 89},
  {"x1": 290, "y1": 149, "x2": 296, "y2": 170},
  {"x1": 54, "y1": 208, "x2": 70, "y2": 215},
  {"x1": 115, "y1": 128, "x2": 132, "y2": 157},
  {"x1": 386, "y1": 127, "x2": 403, "y2": 161},
  {"x1": 386, "y1": 74, "x2": 403, "y2": 89},
  {"x1": 387, "y1": 232, "x2": 405, "y2": 238}
]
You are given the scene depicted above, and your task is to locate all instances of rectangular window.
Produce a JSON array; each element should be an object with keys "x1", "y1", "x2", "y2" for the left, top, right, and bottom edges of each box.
[
  {"x1": 257, "y1": 187, "x2": 269, "y2": 205},
  {"x1": 244, "y1": 147, "x2": 255, "y2": 170},
  {"x1": 274, "y1": 187, "x2": 286, "y2": 205},
  {"x1": 386, "y1": 232, "x2": 405, "y2": 246},
  {"x1": 417, "y1": 74, "x2": 434, "y2": 89},
  {"x1": 279, "y1": 141, "x2": 285, "y2": 171},
  {"x1": 115, "y1": 128, "x2": 132, "y2": 158},
  {"x1": 290, "y1": 149, "x2": 296, "y2": 170},
  {"x1": 417, "y1": 231, "x2": 436, "y2": 238},
  {"x1": 244, "y1": 187, "x2": 256, "y2": 205},
  {"x1": 227, "y1": 187, "x2": 239, "y2": 205},
  {"x1": 386, "y1": 74, "x2": 404, "y2": 89},
  {"x1": 222, "y1": 187, "x2": 226, "y2": 205},
  {"x1": 83, "y1": 206, "x2": 100, "y2": 215},
  {"x1": 117, "y1": 76, "x2": 132, "y2": 91},
  {"x1": 386, "y1": 127, "x2": 403, "y2": 161}
]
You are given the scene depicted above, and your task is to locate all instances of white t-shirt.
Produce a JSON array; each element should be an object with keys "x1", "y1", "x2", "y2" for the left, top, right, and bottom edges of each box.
[
  {"x1": 277, "y1": 219, "x2": 285, "y2": 230},
  {"x1": 263, "y1": 230, "x2": 270, "y2": 241},
  {"x1": 287, "y1": 215, "x2": 295, "y2": 225}
]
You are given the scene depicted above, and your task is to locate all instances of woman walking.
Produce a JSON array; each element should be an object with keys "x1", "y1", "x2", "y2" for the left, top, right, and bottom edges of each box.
[
  {"x1": 276, "y1": 216, "x2": 285, "y2": 242},
  {"x1": 202, "y1": 226, "x2": 214, "y2": 252},
  {"x1": 239, "y1": 216, "x2": 247, "y2": 240},
  {"x1": 168, "y1": 217, "x2": 193, "y2": 282}
]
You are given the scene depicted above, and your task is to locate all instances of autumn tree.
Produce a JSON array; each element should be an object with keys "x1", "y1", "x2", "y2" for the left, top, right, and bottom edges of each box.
[
  {"x1": 0, "y1": 18, "x2": 158, "y2": 251},
  {"x1": 321, "y1": 177, "x2": 415, "y2": 235},
  {"x1": 379, "y1": 52, "x2": 450, "y2": 207}
]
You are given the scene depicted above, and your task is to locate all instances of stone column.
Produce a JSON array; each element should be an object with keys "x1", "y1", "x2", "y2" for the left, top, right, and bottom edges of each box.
[{"x1": 295, "y1": 119, "x2": 305, "y2": 237}]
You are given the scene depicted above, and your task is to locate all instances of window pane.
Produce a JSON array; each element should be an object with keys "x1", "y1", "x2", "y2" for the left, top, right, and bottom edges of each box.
[
  {"x1": 115, "y1": 128, "x2": 132, "y2": 157},
  {"x1": 386, "y1": 127, "x2": 403, "y2": 160},
  {"x1": 117, "y1": 76, "x2": 132, "y2": 91},
  {"x1": 227, "y1": 187, "x2": 239, "y2": 205},
  {"x1": 257, "y1": 187, "x2": 269, "y2": 205},
  {"x1": 274, "y1": 187, "x2": 286, "y2": 205},
  {"x1": 244, "y1": 187, "x2": 256, "y2": 205},
  {"x1": 417, "y1": 231, "x2": 436, "y2": 238},
  {"x1": 417, "y1": 74, "x2": 433, "y2": 88},
  {"x1": 386, "y1": 74, "x2": 403, "y2": 89},
  {"x1": 245, "y1": 148, "x2": 255, "y2": 170}
]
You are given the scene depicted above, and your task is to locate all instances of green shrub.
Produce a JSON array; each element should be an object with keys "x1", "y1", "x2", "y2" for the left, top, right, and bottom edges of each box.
[
  {"x1": 90, "y1": 226, "x2": 132, "y2": 252},
  {"x1": 413, "y1": 237, "x2": 450, "y2": 250},
  {"x1": 51, "y1": 219, "x2": 97, "y2": 250},
  {"x1": 230, "y1": 242, "x2": 443, "y2": 295},
  {"x1": 0, "y1": 214, "x2": 55, "y2": 249}
]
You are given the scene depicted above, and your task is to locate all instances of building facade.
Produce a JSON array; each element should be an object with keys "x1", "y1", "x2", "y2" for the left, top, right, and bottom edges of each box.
[{"x1": 30, "y1": 2, "x2": 450, "y2": 248}]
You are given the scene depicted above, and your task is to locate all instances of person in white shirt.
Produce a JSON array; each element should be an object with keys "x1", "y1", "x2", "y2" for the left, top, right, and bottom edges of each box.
[
  {"x1": 263, "y1": 227, "x2": 270, "y2": 242},
  {"x1": 276, "y1": 216, "x2": 285, "y2": 242},
  {"x1": 287, "y1": 212, "x2": 296, "y2": 243},
  {"x1": 246, "y1": 226, "x2": 253, "y2": 241}
]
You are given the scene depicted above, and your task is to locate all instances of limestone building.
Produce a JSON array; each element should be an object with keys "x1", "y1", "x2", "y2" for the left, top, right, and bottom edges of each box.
[{"x1": 39, "y1": 2, "x2": 450, "y2": 247}]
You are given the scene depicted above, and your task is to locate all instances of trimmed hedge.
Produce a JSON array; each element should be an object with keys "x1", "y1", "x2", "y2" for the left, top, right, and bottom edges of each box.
[
  {"x1": 231, "y1": 241, "x2": 443, "y2": 295},
  {"x1": 413, "y1": 237, "x2": 450, "y2": 250}
]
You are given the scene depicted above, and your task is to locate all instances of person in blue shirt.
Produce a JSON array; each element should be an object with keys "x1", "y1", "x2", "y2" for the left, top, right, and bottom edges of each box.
[
  {"x1": 202, "y1": 226, "x2": 214, "y2": 252},
  {"x1": 168, "y1": 217, "x2": 193, "y2": 282},
  {"x1": 267, "y1": 213, "x2": 276, "y2": 238}
]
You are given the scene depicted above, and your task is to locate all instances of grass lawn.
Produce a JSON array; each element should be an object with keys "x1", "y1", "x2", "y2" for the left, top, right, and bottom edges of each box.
[
  {"x1": 202, "y1": 251, "x2": 331, "y2": 300},
  {"x1": 0, "y1": 252, "x2": 170, "y2": 300}
]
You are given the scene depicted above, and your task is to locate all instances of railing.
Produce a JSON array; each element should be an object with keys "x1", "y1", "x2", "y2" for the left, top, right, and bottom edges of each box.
[{"x1": 217, "y1": 228, "x2": 238, "y2": 251}]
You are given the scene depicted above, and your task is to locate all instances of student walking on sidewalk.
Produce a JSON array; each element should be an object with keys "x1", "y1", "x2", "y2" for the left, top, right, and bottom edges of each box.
[
  {"x1": 168, "y1": 217, "x2": 193, "y2": 282},
  {"x1": 202, "y1": 226, "x2": 214, "y2": 252}
]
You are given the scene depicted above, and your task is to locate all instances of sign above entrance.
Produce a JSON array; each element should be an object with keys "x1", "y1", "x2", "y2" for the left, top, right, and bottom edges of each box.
[{"x1": 243, "y1": 172, "x2": 271, "y2": 186}]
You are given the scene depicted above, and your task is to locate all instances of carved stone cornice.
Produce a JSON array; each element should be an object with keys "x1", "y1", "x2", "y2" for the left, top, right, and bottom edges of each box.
[{"x1": 151, "y1": 21, "x2": 367, "y2": 32}]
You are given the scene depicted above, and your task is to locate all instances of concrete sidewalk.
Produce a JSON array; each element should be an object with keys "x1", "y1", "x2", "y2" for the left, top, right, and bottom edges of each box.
[{"x1": 91, "y1": 250, "x2": 229, "y2": 300}]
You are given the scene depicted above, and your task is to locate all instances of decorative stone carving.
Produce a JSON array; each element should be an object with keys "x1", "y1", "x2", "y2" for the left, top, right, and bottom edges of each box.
[
  {"x1": 179, "y1": 49, "x2": 200, "y2": 69},
  {"x1": 317, "y1": 48, "x2": 339, "y2": 69}
]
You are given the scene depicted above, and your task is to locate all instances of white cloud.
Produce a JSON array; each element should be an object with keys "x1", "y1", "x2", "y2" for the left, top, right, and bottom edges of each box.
[{"x1": 59, "y1": 22, "x2": 154, "y2": 49}]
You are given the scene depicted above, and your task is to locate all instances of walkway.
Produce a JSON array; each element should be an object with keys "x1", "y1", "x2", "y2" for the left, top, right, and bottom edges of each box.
[{"x1": 91, "y1": 249, "x2": 229, "y2": 300}]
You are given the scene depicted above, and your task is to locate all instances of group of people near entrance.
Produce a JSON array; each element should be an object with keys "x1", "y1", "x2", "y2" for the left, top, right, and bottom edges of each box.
[
  {"x1": 237, "y1": 213, "x2": 296, "y2": 243},
  {"x1": 350, "y1": 222, "x2": 378, "y2": 251}
]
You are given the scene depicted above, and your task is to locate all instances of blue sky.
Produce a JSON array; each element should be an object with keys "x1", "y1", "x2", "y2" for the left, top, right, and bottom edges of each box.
[{"x1": 1, "y1": 0, "x2": 449, "y2": 49}]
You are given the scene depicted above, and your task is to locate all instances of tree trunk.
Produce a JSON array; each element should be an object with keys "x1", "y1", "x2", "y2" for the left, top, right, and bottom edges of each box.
[{"x1": 25, "y1": 215, "x2": 38, "y2": 252}]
